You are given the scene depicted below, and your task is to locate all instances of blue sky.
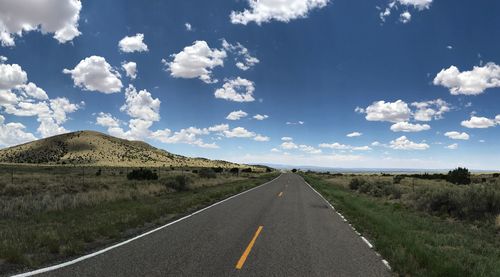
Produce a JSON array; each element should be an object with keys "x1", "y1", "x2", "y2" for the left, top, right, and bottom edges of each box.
[{"x1": 1, "y1": 0, "x2": 499, "y2": 169}]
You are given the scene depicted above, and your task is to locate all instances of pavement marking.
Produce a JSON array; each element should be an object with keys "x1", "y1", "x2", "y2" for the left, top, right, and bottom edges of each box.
[
  {"x1": 361, "y1": 236, "x2": 373, "y2": 248},
  {"x1": 13, "y1": 174, "x2": 283, "y2": 277},
  {"x1": 382, "y1": 259, "x2": 392, "y2": 270},
  {"x1": 236, "y1": 226, "x2": 264, "y2": 270},
  {"x1": 278, "y1": 191, "x2": 283, "y2": 197}
]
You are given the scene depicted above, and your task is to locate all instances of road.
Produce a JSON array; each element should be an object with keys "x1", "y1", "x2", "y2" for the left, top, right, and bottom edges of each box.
[{"x1": 19, "y1": 173, "x2": 390, "y2": 277}]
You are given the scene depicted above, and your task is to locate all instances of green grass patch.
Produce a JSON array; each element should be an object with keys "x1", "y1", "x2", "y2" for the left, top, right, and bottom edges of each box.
[
  {"x1": 0, "y1": 172, "x2": 278, "y2": 275},
  {"x1": 303, "y1": 174, "x2": 500, "y2": 277}
]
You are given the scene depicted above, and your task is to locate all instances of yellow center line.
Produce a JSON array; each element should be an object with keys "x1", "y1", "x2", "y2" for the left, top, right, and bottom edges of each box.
[
  {"x1": 235, "y1": 226, "x2": 264, "y2": 270},
  {"x1": 278, "y1": 191, "x2": 283, "y2": 197}
]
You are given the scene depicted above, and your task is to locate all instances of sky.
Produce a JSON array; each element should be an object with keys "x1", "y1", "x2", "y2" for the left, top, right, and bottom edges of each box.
[{"x1": 0, "y1": 0, "x2": 500, "y2": 170}]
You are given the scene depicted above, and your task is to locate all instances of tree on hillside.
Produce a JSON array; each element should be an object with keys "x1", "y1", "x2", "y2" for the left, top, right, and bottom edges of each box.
[
  {"x1": 291, "y1": 169, "x2": 297, "y2": 173},
  {"x1": 447, "y1": 167, "x2": 471, "y2": 185}
]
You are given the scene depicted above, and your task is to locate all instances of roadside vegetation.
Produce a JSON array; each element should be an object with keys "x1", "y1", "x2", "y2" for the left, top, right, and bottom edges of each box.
[
  {"x1": 0, "y1": 164, "x2": 277, "y2": 275},
  {"x1": 302, "y1": 169, "x2": 500, "y2": 277}
]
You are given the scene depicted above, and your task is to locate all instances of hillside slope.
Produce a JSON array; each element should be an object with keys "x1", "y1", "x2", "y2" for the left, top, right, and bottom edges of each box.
[{"x1": 0, "y1": 130, "x2": 246, "y2": 168}]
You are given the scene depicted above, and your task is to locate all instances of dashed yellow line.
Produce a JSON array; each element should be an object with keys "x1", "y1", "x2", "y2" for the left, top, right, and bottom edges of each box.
[{"x1": 236, "y1": 226, "x2": 263, "y2": 270}]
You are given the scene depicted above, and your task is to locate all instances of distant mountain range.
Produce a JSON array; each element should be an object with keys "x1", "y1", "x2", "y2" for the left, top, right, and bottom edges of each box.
[{"x1": 0, "y1": 130, "x2": 255, "y2": 169}]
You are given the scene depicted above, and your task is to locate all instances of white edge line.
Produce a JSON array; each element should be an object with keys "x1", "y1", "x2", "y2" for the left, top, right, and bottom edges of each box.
[
  {"x1": 12, "y1": 173, "x2": 283, "y2": 277},
  {"x1": 361, "y1": 236, "x2": 373, "y2": 248},
  {"x1": 382, "y1": 259, "x2": 391, "y2": 270}
]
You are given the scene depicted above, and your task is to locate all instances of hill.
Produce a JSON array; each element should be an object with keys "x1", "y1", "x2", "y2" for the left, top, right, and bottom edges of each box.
[{"x1": 0, "y1": 130, "x2": 251, "y2": 168}]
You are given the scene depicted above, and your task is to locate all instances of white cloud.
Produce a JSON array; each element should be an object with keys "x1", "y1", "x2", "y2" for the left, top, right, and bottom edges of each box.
[
  {"x1": 254, "y1": 134, "x2": 270, "y2": 142},
  {"x1": 222, "y1": 39, "x2": 260, "y2": 71},
  {"x1": 165, "y1": 40, "x2": 226, "y2": 84},
  {"x1": 63, "y1": 56, "x2": 123, "y2": 94},
  {"x1": 281, "y1": 137, "x2": 293, "y2": 141},
  {"x1": 0, "y1": 0, "x2": 81, "y2": 46},
  {"x1": 270, "y1": 148, "x2": 281, "y2": 153},
  {"x1": 318, "y1": 142, "x2": 350, "y2": 150},
  {"x1": 461, "y1": 116, "x2": 497, "y2": 129},
  {"x1": 298, "y1": 144, "x2": 322, "y2": 154},
  {"x1": 0, "y1": 63, "x2": 27, "y2": 89},
  {"x1": 389, "y1": 136, "x2": 429, "y2": 150},
  {"x1": 208, "y1": 124, "x2": 229, "y2": 132},
  {"x1": 352, "y1": 146, "x2": 372, "y2": 151},
  {"x1": 390, "y1": 122, "x2": 431, "y2": 132},
  {"x1": 253, "y1": 114, "x2": 269, "y2": 120},
  {"x1": 444, "y1": 131, "x2": 470, "y2": 140},
  {"x1": 286, "y1": 121, "x2": 305, "y2": 125},
  {"x1": 0, "y1": 115, "x2": 37, "y2": 147},
  {"x1": 118, "y1": 33, "x2": 148, "y2": 53},
  {"x1": 226, "y1": 110, "x2": 248, "y2": 120},
  {"x1": 433, "y1": 63, "x2": 500, "y2": 95},
  {"x1": 120, "y1": 85, "x2": 160, "y2": 122},
  {"x1": 364, "y1": 100, "x2": 411, "y2": 123},
  {"x1": 347, "y1": 132, "x2": 362, "y2": 137},
  {"x1": 230, "y1": 0, "x2": 329, "y2": 25},
  {"x1": 281, "y1": 141, "x2": 298, "y2": 150},
  {"x1": 96, "y1": 112, "x2": 121, "y2": 128},
  {"x1": 400, "y1": 11, "x2": 412, "y2": 23},
  {"x1": 122, "y1": 61, "x2": 137, "y2": 80},
  {"x1": 214, "y1": 77, "x2": 255, "y2": 102},
  {"x1": 17, "y1": 82, "x2": 48, "y2": 100},
  {"x1": 412, "y1": 99, "x2": 450, "y2": 121},
  {"x1": 223, "y1": 126, "x2": 255, "y2": 138},
  {"x1": 185, "y1": 22, "x2": 192, "y2": 31},
  {"x1": 151, "y1": 126, "x2": 218, "y2": 149},
  {"x1": 445, "y1": 143, "x2": 458, "y2": 150}
]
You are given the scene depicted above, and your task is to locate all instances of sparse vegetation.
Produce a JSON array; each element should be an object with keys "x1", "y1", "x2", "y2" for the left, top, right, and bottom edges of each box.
[
  {"x1": 303, "y1": 172, "x2": 500, "y2": 276},
  {"x1": 0, "y1": 164, "x2": 278, "y2": 275},
  {"x1": 198, "y1": 168, "x2": 216, "y2": 179}
]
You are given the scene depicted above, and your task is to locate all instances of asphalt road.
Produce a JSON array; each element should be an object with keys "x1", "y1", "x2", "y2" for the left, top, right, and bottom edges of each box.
[{"x1": 22, "y1": 173, "x2": 390, "y2": 277}]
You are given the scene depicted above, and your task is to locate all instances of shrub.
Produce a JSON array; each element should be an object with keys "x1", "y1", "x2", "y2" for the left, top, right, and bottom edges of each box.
[
  {"x1": 447, "y1": 167, "x2": 471, "y2": 185},
  {"x1": 265, "y1": 167, "x2": 273, "y2": 173},
  {"x1": 212, "y1": 167, "x2": 224, "y2": 173},
  {"x1": 229, "y1": 167, "x2": 239, "y2": 174},
  {"x1": 496, "y1": 215, "x2": 500, "y2": 232},
  {"x1": 127, "y1": 168, "x2": 158, "y2": 181},
  {"x1": 493, "y1": 173, "x2": 499, "y2": 178},
  {"x1": 164, "y1": 175, "x2": 191, "y2": 191},
  {"x1": 349, "y1": 178, "x2": 365, "y2": 190},
  {"x1": 95, "y1": 168, "x2": 102, "y2": 176},
  {"x1": 291, "y1": 169, "x2": 297, "y2": 173},
  {"x1": 198, "y1": 168, "x2": 216, "y2": 178},
  {"x1": 241, "y1": 168, "x2": 252, "y2": 173}
]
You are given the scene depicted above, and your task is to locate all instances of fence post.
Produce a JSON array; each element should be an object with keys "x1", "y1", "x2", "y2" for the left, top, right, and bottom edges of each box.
[{"x1": 11, "y1": 168, "x2": 14, "y2": 185}]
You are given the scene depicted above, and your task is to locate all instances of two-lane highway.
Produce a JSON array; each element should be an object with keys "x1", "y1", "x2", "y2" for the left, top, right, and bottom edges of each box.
[{"x1": 18, "y1": 173, "x2": 390, "y2": 276}]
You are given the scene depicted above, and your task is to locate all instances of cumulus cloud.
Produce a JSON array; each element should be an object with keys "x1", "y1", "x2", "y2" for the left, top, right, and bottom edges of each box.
[
  {"x1": 254, "y1": 134, "x2": 270, "y2": 142},
  {"x1": 390, "y1": 122, "x2": 431, "y2": 132},
  {"x1": 281, "y1": 141, "x2": 298, "y2": 150},
  {"x1": 0, "y1": 0, "x2": 82, "y2": 47},
  {"x1": 223, "y1": 126, "x2": 255, "y2": 138},
  {"x1": 318, "y1": 142, "x2": 350, "y2": 150},
  {"x1": 0, "y1": 115, "x2": 37, "y2": 147},
  {"x1": 151, "y1": 126, "x2": 218, "y2": 149},
  {"x1": 122, "y1": 61, "x2": 137, "y2": 79},
  {"x1": 298, "y1": 144, "x2": 322, "y2": 154},
  {"x1": 226, "y1": 110, "x2": 248, "y2": 120},
  {"x1": 120, "y1": 85, "x2": 160, "y2": 122},
  {"x1": 281, "y1": 137, "x2": 293, "y2": 141},
  {"x1": 230, "y1": 0, "x2": 329, "y2": 25},
  {"x1": 165, "y1": 40, "x2": 226, "y2": 84},
  {"x1": 118, "y1": 33, "x2": 148, "y2": 53},
  {"x1": 96, "y1": 112, "x2": 121, "y2": 128},
  {"x1": 347, "y1": 132, "x2": 362, "y2": 137},
  {"x1": 214, "y1": 77, "x2": 255, "y2": 102},
  {"x1": 389, "y1": 136, "x2": 429, "y2": 150},
  {"x1": 63, "y1": 56, "x2": 123, "y2": 94},
  {"x1": 222, "y1": 39, "x2": 260, "y2": 71},
  {"x1": 1, "y1": 62, "x2": 81, "y2": 138},
  {"x1": 363, "y1": 100, "x2": 411, "y2": 123},
  {"x1": 399, "y1": 11, "x2": 412, "y2": 23},
  {"x1": 461, "y1": 116, "x2": 497, "y2": 129},
  {"x1": 185, "y1": 22, "x2": 192, "y2": 31},
  {"x1": 444, "y1": 131, "x2": 470, "y2": 140},
  {"x1": 253, "y1": 114, "x2": 269, "y2": 120},
  {"x1": 412, "y1": 99, "x2": 450, "y2": 121},
  {"x1": 433, "y1": 63, "x2": 500, "y2": 95}
]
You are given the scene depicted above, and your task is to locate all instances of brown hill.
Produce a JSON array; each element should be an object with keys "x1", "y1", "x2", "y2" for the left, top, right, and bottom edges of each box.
[{"x1": 0, "y1": 130, "x2": 250, "y2": 168}]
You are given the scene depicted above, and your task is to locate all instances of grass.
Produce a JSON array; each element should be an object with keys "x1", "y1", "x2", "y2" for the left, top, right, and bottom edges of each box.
[
  {"x1": 0, "y1": 164, "x2": 278, "y2": 275},
  {"x1": 303, "y1": 173, "x2": 500, "y2": 277}
]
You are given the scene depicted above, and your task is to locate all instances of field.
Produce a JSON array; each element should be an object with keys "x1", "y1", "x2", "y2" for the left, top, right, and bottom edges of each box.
[
  {"x1": 0, "y1": 164, "x2": 278, "y2": 275},
  {"x1": 303, "y1": 172, "x2": 500, "y2": 277}
]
